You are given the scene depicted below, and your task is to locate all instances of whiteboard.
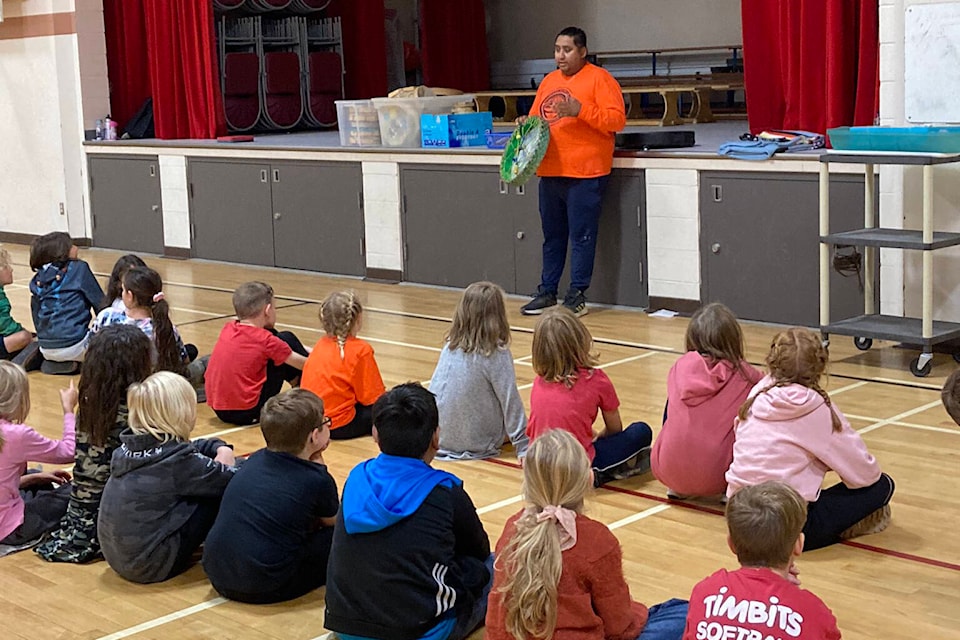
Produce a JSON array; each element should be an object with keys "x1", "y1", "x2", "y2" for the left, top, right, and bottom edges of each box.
[{"x1": 905, "y1": 3, "x2": 960, "y2": 123}]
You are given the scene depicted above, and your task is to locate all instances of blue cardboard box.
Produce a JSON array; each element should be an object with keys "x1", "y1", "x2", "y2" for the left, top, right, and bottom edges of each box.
[{"x1": 421, "y1": 112, "x2": 494, "y2": 148}]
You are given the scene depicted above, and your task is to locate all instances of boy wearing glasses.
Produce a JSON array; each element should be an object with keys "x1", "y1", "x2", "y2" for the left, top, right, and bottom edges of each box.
[{"x1": 202, "y1": 389, "x2": 338, "y2": 603}]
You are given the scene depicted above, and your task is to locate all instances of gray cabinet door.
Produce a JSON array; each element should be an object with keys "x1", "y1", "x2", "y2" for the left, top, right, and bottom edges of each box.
[
  {"x1": 700, "y1": 172, "x2": 877, "y2": 327},
  {"x1": 189, "y1": 160, "x2": 275, "y2": 266},
  {"x1": 271, "y1": 162, "x2": 365, "y2": 275},
  {"x1": 511, "y1": 172, "x2": 648, "y2": 307},
  {"x1": 401, "y1": 165, "x2": 515, "y2": 291},
  {"x1": 89, "y1": 155, "x2": 163, "y2": 254}
]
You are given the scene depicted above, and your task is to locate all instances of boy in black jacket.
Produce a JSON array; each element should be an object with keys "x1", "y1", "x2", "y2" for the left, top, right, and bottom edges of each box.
[{"x1": 324, "y1": 383, "x2": 492, "y2": 640}]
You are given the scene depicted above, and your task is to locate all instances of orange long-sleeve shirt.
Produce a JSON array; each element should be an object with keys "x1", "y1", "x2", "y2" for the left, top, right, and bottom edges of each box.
[{"x1": 530, "y1": 63, "x2": 626, "y2": 178}]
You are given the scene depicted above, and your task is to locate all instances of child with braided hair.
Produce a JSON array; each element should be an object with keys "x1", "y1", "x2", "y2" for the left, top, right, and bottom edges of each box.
[
  {"x1": 301, "y1": 291, "x2": 385, "y2": 440},
  {"x1": 726, "y1": 327, "x2": 894, "y2": 550}
]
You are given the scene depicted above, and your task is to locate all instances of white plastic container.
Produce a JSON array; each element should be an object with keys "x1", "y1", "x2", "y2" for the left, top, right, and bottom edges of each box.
[
  {"x1": 336, "y1": 99, "x2": 382, "y2": 147},
  {"x1": 371, "y1": 95, "x2": 476, "y2": 148}
]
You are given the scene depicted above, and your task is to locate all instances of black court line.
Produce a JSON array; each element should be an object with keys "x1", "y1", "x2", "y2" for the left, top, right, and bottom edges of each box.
[{"x1": 174, "y1": 301, "x2": 313, "y2": 327}]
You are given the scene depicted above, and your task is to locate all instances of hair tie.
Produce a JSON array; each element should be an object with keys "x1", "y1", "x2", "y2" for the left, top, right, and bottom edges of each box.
[
  {"x1": 535, "y1": 505, "x2": 578, "y2": 550},
  {"x1": 152, "y1": 291, "x2": 165, "y2": 303}
]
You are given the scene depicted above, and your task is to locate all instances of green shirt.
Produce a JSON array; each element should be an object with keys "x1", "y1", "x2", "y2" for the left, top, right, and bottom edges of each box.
[{"x1": 0, "y1": 287, "x2": 24, "y2": 337}]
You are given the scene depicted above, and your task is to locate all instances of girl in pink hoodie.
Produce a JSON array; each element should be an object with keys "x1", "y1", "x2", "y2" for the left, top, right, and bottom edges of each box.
[
  {"x1": 726, "y1": 327, "x2": 894, "y2": 550},
  {"x1": 652, "y1": 303, "x2": 762, "y2": 499}
]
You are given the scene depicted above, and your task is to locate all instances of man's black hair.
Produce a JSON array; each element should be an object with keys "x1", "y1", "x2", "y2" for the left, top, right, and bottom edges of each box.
[
  {"x1": 557, "y1": 26, "x2": 587, "y2": 49},
  {"x1": 372, "y1": 383, "x2": 439, "y2": 458}
]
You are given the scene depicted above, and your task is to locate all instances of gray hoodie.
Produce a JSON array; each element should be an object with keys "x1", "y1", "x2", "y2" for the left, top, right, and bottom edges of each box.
[{"x1": 98, "y1": 430, "x2": 235, "y2": 583}]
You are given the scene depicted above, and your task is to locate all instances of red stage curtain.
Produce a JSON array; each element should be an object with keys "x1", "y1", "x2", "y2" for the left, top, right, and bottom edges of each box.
[
  {"x1": 741, "y1": 0, "x2": 878, "y2": 135},
  {"x1": 327, "y1": 0, "x2": 388, "y2": 99},
  {"x1": 102, "y1": 0, "x2": 151, "y2": 128},
  {"x1": 143, "y1": 0, "x2": 226, "y2": 139},
  {"x1": 419, "y1": 0, "x2": 490, "y2": 91}
]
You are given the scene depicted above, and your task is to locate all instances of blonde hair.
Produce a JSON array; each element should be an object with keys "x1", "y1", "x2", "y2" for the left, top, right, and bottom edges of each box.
[
  {"x1": 726, "y1": 481, "x2": 807, "y2": 568},
  {"x1": 0, "y1": 361, "x2": 30, "y2": 451},
  {"x1": 497, "y1": 429, "x2": 592, "y2": 640},
  {"x1": 531, "y1": 306, "x2": 598, "y2": 387},
  {"x1": 738, "y1": 327, "x2": 841, "y2": 432},
  {"x1": 127, "y1": 371, "x2": 197, "y2": 442},
  {"x1": 686, "y1": 302, "x2": 748, "y2": 377},
  {"x1": 446, "y1": 281, "x2": 511, "y2": 356},
  {"x1": 0, "y1": 247, "x2": 11, "y2": 270},
  {"x1": 320, "y1": 290, "x2": 363, "y2": 359}
]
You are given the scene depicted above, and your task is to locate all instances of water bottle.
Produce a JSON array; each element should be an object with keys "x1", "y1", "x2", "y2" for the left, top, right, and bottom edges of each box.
[{"x1": 95, "y1": 119, "x2": 103, "y2": 140}]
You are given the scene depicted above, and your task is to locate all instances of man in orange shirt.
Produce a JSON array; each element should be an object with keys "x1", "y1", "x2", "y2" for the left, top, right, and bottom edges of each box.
[{"x1": 520, "y1": 27, "x2": 626, "y2": 317}]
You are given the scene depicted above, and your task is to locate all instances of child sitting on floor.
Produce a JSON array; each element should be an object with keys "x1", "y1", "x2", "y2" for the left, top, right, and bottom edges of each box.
[
  {"x1": 682, "y1": 481, "x2": 841, "y2": 640},
  {"x1": 98, "y1": 371, "x2": 236, "y2": 583},
  {"x1": 727, "y1": 327, "x2": 895, "y2": 550},
  {"x1": 324, "y1": 383, "x2": 492, "y2": 640},
  {"x1": 430, "y1": 281, "x2": 528, "y2": 460},
  {"x1": 205, "y1": 281, "x2": 309, "y2": 425},
  {"x1": 102, "y1": 254, "x2": 147, "y2": 311},
  {"x1": 203, "y1": 388, "x2": 338, "y2": 604},
  {"x1": 28, "y1": 232, "x2": 105, "y2": 374},
  {"x1": 529, "y1": 306, "x2": 651, "y2": 485},
  {"x1": 486, "y1": 429, "x2": 689, "y2": 640},
  {"x1": 652, "y1": 302, "x2": 762, "y2": 500},
  {"x1": 0, "y1": 360, "x2": 77, "y2": 550},
  {"x1": 35, "y1": 325, "x2": 154, "y2": 563},
  {"x1": 0, "y1": 247, "x2": 39, "y2": 368},
  {"x1": 301, "y1": 290, "x2": 385, "y2": 440}
]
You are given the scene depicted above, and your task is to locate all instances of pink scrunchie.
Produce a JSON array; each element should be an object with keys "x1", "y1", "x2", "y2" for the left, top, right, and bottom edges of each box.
[
  {"x1": 535, "y1": 505, "x2": 578, "y2": 551},
  {"x1": 152, "y1": 291, "x2": 165, "y2": 303}
]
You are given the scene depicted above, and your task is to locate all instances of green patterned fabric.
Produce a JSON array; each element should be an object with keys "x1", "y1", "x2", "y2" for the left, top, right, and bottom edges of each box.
[{"x1": 500, "y1": 116, "x2": 550, "y2": 186}]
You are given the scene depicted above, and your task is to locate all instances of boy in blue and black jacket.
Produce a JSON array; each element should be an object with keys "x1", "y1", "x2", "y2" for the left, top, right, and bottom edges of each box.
[{"x1": 324, "y1": 383, "x2": 492, "y2": 640}]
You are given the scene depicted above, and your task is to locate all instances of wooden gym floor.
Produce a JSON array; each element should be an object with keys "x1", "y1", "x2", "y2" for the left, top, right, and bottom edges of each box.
[{"x1": 1, "y1": 244, "x2": 957, "y2": 640}]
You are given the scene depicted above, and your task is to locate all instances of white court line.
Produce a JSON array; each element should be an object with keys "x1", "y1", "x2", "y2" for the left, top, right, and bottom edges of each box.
[
  {"x1": 94, "y1": 597, "x2": 228, "y2": 640},
  {"x1": 829, "y1": 381, "x2": 869, "y2": 396},
  {"x1": 275, "y1": 321, "x2": 443, "y2": 354},
  {"x1": 171, "y1": 306, "x2": 225, "y2": 317},
  {"x1": 200, "y1": 425, "x2": 257, "y2": 440},
  {"x1": 845, "y1": 414, "x2": 960, "y2": 435},
  {"x1": 608, "y1": 504, "x2": 672, "y2": 530},
  {"x1": 857, "y1": 400, "x2": 945, "y2": 435},
  {"x1": 518, "y1": 351, "x2": 659, "y2": 392},
  {"x1": 477, "y1": 495, "x2": 523, "y2": 515}
]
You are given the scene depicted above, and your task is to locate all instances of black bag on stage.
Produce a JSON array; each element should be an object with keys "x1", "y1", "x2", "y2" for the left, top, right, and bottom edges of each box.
[{"x1": 123, "y1": 98, "x2": 155, "y2": 139}]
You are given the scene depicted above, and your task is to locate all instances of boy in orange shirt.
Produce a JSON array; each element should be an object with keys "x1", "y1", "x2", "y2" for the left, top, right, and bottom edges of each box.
[
  {"x1": 301, "y1": 291, "x2": 385, "y2": 440},
  {"x1": 520, "y1": 26, "x2": 626, "y2": 317}
]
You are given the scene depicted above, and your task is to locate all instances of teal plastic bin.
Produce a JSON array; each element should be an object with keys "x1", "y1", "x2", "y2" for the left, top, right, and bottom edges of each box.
[{"x1": 828, "y1": 126, "x2": 960, "y2": 153}]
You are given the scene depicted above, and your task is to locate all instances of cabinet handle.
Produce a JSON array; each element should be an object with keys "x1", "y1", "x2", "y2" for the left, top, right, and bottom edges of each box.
[
  {"x1": 274, "y1": 212, "x2": 282, "y2": 220},
  {"x1": 273, "y1": 168, "x2": 280, "y2": 183},
  {"x1": 151, "y1": 205, "x2": 160, "y2": 213},
  {"x1": 711, "y1": 242, "x2": 721, "y2": 254},
  {"x1": 516, "y1": 231, "x2": 525, "y2": 240},
  {"x1": 516, "y1": 184, "x2": 525, "y2": 196},
  {"x1": 149, "y1": 164, "x2": 156, "y2": 178},
  {"x1": 712, "y1": 185, "x2": 722, "y2": 202},
  {"x1": 260, "y1": 169, "x2": 268, "y2": 183},
  {"x1": 499, "y1": 180, "x2": 508, "y2": 195}
]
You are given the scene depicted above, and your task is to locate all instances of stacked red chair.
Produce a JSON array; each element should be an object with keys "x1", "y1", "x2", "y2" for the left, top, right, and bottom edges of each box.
[
  {"x1": 262, "y1": 51, "x2": 304, "y2": 129},
  {"x1": 305, "y1": 51, "x2": 342, "y2": 127},
  {"x1": 223, "y1": 52, "x2": 262, "y2": 131}
]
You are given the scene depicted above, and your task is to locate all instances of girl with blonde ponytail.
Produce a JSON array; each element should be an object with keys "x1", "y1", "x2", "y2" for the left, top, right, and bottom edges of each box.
[
  {"x1": 726, "y1": 327, "x2": 895, "y2": 550},
  {"x1": 301, "y1": 291, "x2": 385, "y2": 440},
  {"x1": 486, "y1": 429, "x2": 689, "y2": 640}
]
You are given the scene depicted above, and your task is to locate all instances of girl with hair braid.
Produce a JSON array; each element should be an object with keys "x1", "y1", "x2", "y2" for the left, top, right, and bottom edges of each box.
[
  {"x1": 726, "y1": 327, "x2": 895, "y2": 550},
  {"x1": 302, "y1": 291, "x2": 385, "y2": 440},
  {"x1": 486, "y1": 429, "x2": 688, "y2": 640}
]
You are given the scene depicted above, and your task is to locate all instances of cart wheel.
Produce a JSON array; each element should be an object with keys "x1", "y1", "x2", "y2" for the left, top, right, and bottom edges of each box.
[
  {"x1": 909, "y1": 356, "x2": 932, "y2": 377},
  {"x1": 853, "y1": 337, "x2": 873, "y2": 351}
]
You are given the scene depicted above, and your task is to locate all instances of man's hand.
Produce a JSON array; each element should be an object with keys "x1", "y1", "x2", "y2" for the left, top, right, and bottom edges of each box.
[{"x1": 553, "y1": 96, "x2": 582, "y2": 118}]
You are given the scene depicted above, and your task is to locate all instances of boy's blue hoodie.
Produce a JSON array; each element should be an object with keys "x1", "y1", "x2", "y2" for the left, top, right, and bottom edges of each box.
[
  {"x1": 341, "y1": 454, "x2": 460, "y2": 534},
  {"x1": 30, "y1": 260, "x2": 105, "y2": 349}
]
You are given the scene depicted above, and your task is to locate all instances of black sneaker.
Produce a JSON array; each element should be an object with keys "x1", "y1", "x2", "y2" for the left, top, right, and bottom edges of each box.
[
  {"x1": 562, "y1": 288, "x2": 588, "y2": 317},
  {"x1": 11, "y1": 342, "x2": 42, "y2": 372},
  {"x1": 520, "y1": 287, "x2": 557, "y2": 315}
]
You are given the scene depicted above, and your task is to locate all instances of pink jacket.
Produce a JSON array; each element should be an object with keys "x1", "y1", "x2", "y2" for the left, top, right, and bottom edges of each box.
[
  {"x1": 0, "y1": 415, "x2": 76, "y2": 540},
  {"x1": 726, "y1": 376, "x2": 880, "y2": 501},
  {"x1": 651, "y1": 353, "x2": 762, "y2": 496}
]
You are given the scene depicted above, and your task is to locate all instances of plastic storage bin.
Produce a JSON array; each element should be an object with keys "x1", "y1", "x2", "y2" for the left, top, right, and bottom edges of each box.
[
  {"x1": 371, "y1": 95, "x2": 476, "y2": 148},
  {"x1": 828, "y1": 126, "x2": 960, "y2": 153},
  {"x1": 336, "y1": 99, "x2": 381, "y2": 147},
  {"x1": 420, "y1": 112, "x2": 493, "y2": 148}
]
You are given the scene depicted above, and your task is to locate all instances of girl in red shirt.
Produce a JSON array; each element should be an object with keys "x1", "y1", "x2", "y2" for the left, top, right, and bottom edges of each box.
[
  {"x1": 486, "y1": 429, "x2": 688, "y2": 640},
  {"x1": 301, "y1": 291, "x2": 385, "y2": 440},
  {"x1": 528, "y1": 306, "x2": 651, "y2": 485}
]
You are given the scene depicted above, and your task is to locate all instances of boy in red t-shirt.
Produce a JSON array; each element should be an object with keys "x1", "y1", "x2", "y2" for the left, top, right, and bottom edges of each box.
[
  {"x1": 683, "y1": 481, "x2": 842, "y2": 640},
  {"x1": 205, "y1": 282, "x2": 308, "y2": 425}
]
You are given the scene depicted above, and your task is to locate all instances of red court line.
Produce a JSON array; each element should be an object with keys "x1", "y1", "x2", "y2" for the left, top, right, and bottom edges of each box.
[{"x1": 481, "y1": 457, "x2": 960, "y2": 572}]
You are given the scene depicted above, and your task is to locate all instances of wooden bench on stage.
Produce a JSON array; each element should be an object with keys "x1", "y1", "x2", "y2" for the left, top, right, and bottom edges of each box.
[{"x1": 475, "y1": 76, "x2": 745, "y2": 127}]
